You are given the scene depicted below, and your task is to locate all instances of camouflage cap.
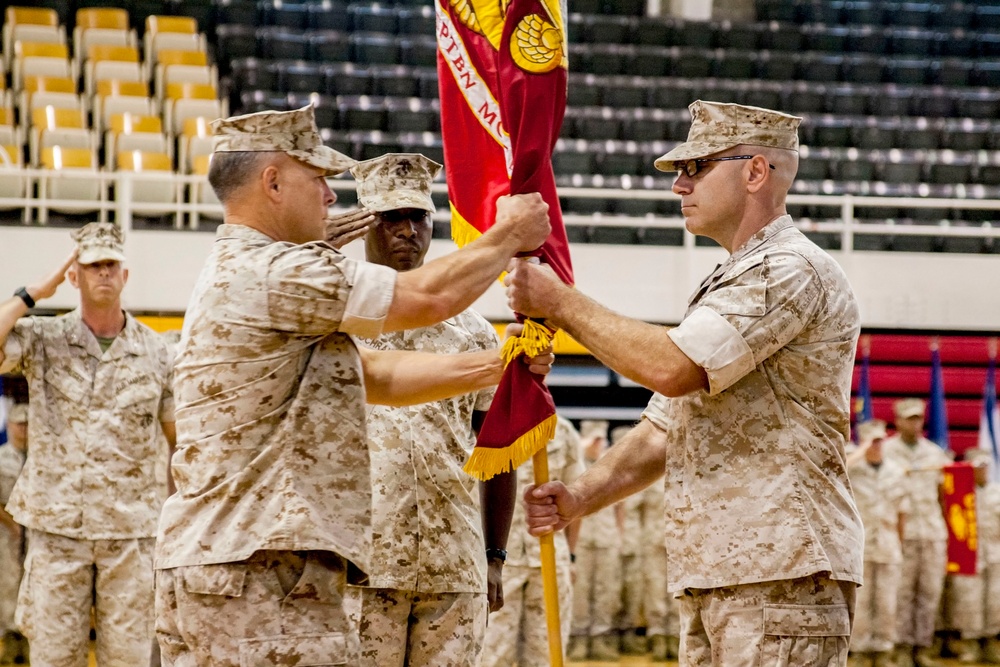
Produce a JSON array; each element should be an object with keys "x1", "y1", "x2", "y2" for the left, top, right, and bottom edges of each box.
[
  {"x1": 72, "y1": 222, "x2": 125, "y2": 265},
  {"x1": 894, "y1": 398, "x2": 926, "y2": 419},
  {"x1": 211, "y1": 104, "x2": 355, "y2": 176},
  {"x1": 7, "y1": 403, "x2": 27, "y2": 424},
  {"x1": 654, "y1": 100, "x2": 801, "y2": 172},
  {"x1": 857, "y1": 419, "x2": 888, "y2": 442},
  {"x1": 350, "y1": 153, "x2": 442, "y2": 213}
]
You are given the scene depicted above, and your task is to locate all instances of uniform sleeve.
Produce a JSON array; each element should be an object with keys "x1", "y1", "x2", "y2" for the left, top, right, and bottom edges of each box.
[
  {"x1": 473, "y1": 320, "x2": 502, "y2": 412},
  {"x1": 266, "y1": 244, "x2": 397, "y2": 339},
  {"x1": 0, "y1": 318, "x2": 35, "y2": 375},
  {"x1": 159, "y1": 354, "x2": 175, "y2": 423},
  {"x1": 642, "y1": 392, "x2": 671, "y2": 431},
  {"x1": 667, "y1": 251, "x2": 824, "y2": 395}
]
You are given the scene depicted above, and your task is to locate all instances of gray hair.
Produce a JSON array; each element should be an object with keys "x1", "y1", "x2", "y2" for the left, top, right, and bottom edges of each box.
[{"x1": 208, "y1": 151, "x2": 272, "y2": 203}]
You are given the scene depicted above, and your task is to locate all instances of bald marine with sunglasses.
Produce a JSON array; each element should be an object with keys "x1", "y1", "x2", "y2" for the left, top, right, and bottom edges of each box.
[
  {"x1": 507, "y1": 101, "x2": 865, "y2": 667},
  {"x1": 350, "y1": 153, "x2": 516, "y2": 667}
]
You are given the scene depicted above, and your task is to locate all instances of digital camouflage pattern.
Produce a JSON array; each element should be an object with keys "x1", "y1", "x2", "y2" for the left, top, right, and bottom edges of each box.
[
  {"x1": 156, "y1": 551, "x2": 357, "y2": 666},
  {"x1": 678, "y1": 574, "x2": 853, "y2": 667},
  {"x1": 654, "y1": 100, "x2": 801, "y2": 171},
  {"x1": 351, "y1": 153, "x2": 442, "y2": 213},
  {"x1": 847, "y1": 450, "x2": 909, "y2": 564},
  {"x1": 483, "y1": 416, "x2": 582, "y2": 667},
  {"x1": 619, "y1": 491, "x2": 643, "y2": 632},
  {"x1": 72, "y1": 222, "x2": 126, "y2": 265},
  {"x1": 882, "y1": 435, "x2": 950, "y2": 541},
  {"x1": 572, "y1": 509, "x2": 621, "y2": 637},
  {"x1": 156, "y1": 223, "x2": 397, "y2": 572},
  {"x1": 0, "y1": 310, "x2": 174, "y2": 540},
  {"x1": 635, "y1": 480, "x2": 679, "y2": 638},
  {"x1": 360, "y1": 310, "x2": 499, "y2": 594},
  {"x1": 0, "y1": 443, "x2": 25, "y2": 634},
  {"x1": 19, "y1": 530, "x2": 154, "y2": 667},
  {"x1": 211, "y1": 104, "x2": 355, "y2": 176},
  {"x1": 356, "y1": 588, "x2": 485, "y2": 667},
  {"x1": 896, "y1": 539, "x2": 947, "y2": 647},
  {"x1": 852, "y1": 561, "x2": 901, "y2": 653},
  {"x1": 643, "y1": 215, "x2": 863, "y2": 593}
]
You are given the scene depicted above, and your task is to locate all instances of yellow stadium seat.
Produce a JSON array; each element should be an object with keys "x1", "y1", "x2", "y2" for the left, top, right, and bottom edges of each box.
[
  {"x1": 146, "y1": 16, "x2": 197, "y2": 35},
  {"x1": 118, "y1": 149, "x2": 177, "y2": 217},
  {"x1": 118, "y1": 150, "x2": 171, "y2": 172},
  {"x1": 95, "y1": 79, "x2": 148, "y2": 99},
  {"x1": 0, "y1": 108, "x2": 14, "y2": 126},
  {"x1": 40, "y1": 146, "x2": 94, "y2": 170},
  {"x1": 110, "y1": 113, "x2": 162, "y2": 135},
  {"x1": 0, "y1": 142, "x2": 27, "y2": 216},
  {"x1": 190, "y1": 153, "x2": 222, "y2": 223},
  {"x1": 165, "y1": 82, "x2": 216, "y2": 101},
  {"x1": 192, "y1": 154, "x2": 211, "y2": 175},
  {"x1": 15, "y1": 41, "x2": 69, "y2": 60},
  {"x1": 39, "y1": 146, "x2": 103, "y2": 218},
  {"x1": 0, "y1": 144, "x2": 22, "y2": 165},
  {"x1": 156, "y1": 49, "x2": 208, "y2": 68},
  {"x1": 6, "y1": 7, "x2": 58, "y2": 27},
  {"x1": 23, "y1": 75, "x2": 75, "y2": 94},
  {"x1": 87, "y1": 44, "x2": 140, "y2": 63},
  {"x1": 30, "y1": 106, "x2": 86, "y2": 131},
  {"x1": 76, "y1": 8, "x2": 130, "y2": 31},
  {"x1": 182, "y1": 116, "x2": 213, "y2": 138}
]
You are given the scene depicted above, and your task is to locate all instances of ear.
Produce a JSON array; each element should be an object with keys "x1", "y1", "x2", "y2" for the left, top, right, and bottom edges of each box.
[
  {"x1": 261, "y1": 164, "x2": 281, "y2": 202},
  {"x1": 67, "y1": 264, "x2": 79, "y2": 288},
  {"x1": 121, "y1": 267, "x2": 129, "y2": 285},
  {"x1": 745, "y1": 156, "x2": 771, "y2": 194}
]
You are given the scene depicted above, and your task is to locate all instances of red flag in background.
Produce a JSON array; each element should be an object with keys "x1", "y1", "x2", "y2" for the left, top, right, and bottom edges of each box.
[
  {"x1": 436, "y1": 0, "x2": 573, "y2": 479},
  {"x1": 943, "y1": 462, "x2": 978, "y2": 575}
]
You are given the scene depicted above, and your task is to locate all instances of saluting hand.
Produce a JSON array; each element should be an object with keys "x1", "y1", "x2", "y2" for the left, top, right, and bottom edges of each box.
[
  {"x1": 325, "y1": 209, "x2": 377, "y2": 249},
  {"x1": 26, "y1": 249, "x2": 78, "y2": 302}
]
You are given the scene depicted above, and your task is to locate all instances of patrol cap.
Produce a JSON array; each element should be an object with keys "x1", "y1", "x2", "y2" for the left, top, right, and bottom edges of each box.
[
  {"x1": 7, "y1": 403, "x2": 27, "y2": 424},
  {"x1": 654, "y1": 100, "x2": 801, "y2": 172},
  {"x1": 211, "y1": 104, "x2": 355, "y2": 176},
  {"x1": 579, "y1": 419, "x2": 609, "y2": 440},
  {"x1": 857, "y1": 419, "x2": 888, "y2": 442},
  {"x1": 350, "y1": 153, "x2": 442, "y2": 213},
  {"x1": 894, "y1": 398, "x2": 926, "y2": 419},
  {"x1": 72, "y1": 222, "x2": 125, "y2": 265}
]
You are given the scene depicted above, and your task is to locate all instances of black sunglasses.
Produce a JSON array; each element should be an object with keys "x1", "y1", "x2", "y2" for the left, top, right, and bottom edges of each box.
[
  {"x1": 377, "y1": 209, "x2": 431, "y2": 224},
  {"x1": 676, "y1": 155, "x2": 776, "y2": 178}
]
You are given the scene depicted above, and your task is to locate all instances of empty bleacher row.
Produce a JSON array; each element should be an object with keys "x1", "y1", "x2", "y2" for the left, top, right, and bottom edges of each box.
[{"x1": 0, "y1": 5, "x2": 228, "y2": 220}]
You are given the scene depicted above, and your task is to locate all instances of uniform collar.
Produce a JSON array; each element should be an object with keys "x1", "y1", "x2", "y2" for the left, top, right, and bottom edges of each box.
[
  {"x1": 65, "y1": 309, "x2": 140, "y2": 360},
  {"x1": 728, "y1": 215, "x2": 795, "y2": 266},
  {"x1": 216, "y1": 223, "x2": 276, "y2": 243}
]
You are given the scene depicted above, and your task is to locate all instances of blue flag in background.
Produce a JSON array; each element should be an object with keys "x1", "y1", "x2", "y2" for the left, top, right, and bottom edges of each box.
[
  {"x1": 853, "y1": 347, "x2": 873, "y2": 441},
  {"x1": 928, "y1": 346, "x2": 950, "y2": 450},
  {"x1": 979, "y1": 356, "x2": 1000, "y2": 484}
]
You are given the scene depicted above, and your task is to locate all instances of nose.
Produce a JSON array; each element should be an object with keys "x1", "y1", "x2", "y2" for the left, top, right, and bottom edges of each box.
[
  {"x1": 321, "y1": 179, "x2": 336, "y2": 207},
  {"x1": 672, "y1": 172, "x2": 692, "y2": 195},
  {"x1": 395, "y1": 220, "x2": 418, "y2": 238}
]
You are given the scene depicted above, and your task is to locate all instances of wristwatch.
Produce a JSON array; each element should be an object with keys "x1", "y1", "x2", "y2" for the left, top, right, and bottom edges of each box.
[
  {"x1": 13, "y1": 287, "x2": 34, "y2": 309},
  {"x1": 485, "y1": 548, "x2": 507, "y2": 562}
]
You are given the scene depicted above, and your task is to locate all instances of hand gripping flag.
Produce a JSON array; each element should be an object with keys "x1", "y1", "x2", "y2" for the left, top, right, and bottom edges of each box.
[
  {"x1": 436, "y1": 0, "x2": 573, "y2": 478},
  {"x1": 437, "y1": 2, "x2": 572, "y2": 663}
]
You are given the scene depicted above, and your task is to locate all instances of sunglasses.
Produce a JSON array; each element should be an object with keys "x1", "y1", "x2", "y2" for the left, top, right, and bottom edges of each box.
[
  {"x1": 675, "y1": 155, "x2": 776, "y2": 178},
  {"x1": 377, "y1": 209, "x2": 431, "y2": 224}
]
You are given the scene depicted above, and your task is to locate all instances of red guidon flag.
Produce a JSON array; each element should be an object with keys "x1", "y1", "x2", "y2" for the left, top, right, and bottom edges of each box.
[
  {"x1": 943, "y1": 462, "x2": 978, "y2": 575},
  {"x1": 436, "y1": 0, "x2": 573, "y2": 479}
]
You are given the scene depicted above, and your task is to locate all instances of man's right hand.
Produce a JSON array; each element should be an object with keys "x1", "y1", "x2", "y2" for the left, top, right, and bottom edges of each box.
[
  {"x1": 494, "y1": 193, "x2": 551, "y2": 253},
  {"x1": 523, "y1": 481, "x2": 583, "y2": 536},
  {"x1": 26, "y1": 250, "x2": 77, "y2": 303}
]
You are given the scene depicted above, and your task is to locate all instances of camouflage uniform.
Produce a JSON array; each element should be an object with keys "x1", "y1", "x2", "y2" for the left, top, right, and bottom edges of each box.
[
  {"x1": 481, "y1": 416, "x2": 585, "y2": 667},
  {"x1": 944, "y1": 482, "x2": 1000, "y2": 641},
  {"x1": 637, "y1": 480, "x2": 680, "y2": 640},
  {"x1": 571, "y1": 472, "x2": 621, "y2": 640},
  {"x1": 640, "y1": 204, "x2": 863, "y2": 664},
  {"x1": 356, "y1": 310, "x2": 500, "y2": 667},
  {"x1": 847, "y1": 447, "x2": 909, "y2": 654},
  {"x1": 0, "y1": 433, "x2": 26, "y2": 635},
  {"x1": 883, "y1": 434, "x2": 951, "y2": 648},
  {"x1": 618, "y1": 487, "x2": 643, "y2": 636}
]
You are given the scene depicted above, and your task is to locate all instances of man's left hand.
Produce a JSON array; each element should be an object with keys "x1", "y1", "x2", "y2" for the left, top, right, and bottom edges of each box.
[
  {"x1": 504, "y1": 322, "x2": 555, "y2": 376},
  {"x1": 325, "y1": 209, "x2": 376, "y2": 249},
  {"x1": 487, "y1": 558, "x2": 505, "y2": 612}
]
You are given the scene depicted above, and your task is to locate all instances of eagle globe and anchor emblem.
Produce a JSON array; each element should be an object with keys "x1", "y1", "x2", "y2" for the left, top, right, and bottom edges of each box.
[{"x1": 448, "y1": 0, "x2": 568, "y2": 73}]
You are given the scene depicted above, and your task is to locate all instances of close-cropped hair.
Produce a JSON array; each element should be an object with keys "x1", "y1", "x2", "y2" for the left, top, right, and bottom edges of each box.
[{"x1": 208, "y1": 151, "x2": 271, "y2": 203}]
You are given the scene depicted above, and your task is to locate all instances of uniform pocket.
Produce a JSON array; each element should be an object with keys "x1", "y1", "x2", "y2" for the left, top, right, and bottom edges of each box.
[
  {"x1": 760, "y1": 603, "x2": 850, "y2": 667},
  {"x1": 180, "y1": 563, "x2": 248, "y2": 598},
  {"x1": 239, "y1": 632, "x2": 347, "y2": 666}
]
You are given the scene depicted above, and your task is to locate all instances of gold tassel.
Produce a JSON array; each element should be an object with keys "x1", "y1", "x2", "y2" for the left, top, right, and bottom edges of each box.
[
  {"x1": 463, "y1": 414, "x2": 558, "y2": 481},
  {"x1": 500, "y1": 318, "x2": 553, "y2": 366}
]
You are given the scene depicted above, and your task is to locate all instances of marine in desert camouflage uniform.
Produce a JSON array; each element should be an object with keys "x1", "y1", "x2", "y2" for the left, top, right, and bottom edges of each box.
[
  {"x1": 883, "y1": 398, "x2": 951, "y2": 667},
  {"x1": 0, "y1": 403, "x2": 27, "y2": 663},
  {"x1": 481, "y1": 415, "x2": 584, "y2": 667},
  {"x1": 350, "y1": 153, "x2": 516, "y2": 667},
  {"x1": 0, "y1": 223, "x2": 176, "y2": 667},
  {"x1": 152, "y1": 105, "x2": 552, "y2": 666},
  {"x1": 511, "y1": 100, "x2": 864, "y2": 667}
]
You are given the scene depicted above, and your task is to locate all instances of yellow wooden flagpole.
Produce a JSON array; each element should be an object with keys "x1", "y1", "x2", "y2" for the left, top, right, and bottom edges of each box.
[{"x1": 532, "y1": 447, "x2": 563, "y2": 667}]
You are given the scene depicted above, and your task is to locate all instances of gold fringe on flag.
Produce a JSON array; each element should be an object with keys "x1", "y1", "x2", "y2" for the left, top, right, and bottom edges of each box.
[
  {"x1": 500, "y1": 317, "x2": 553, "y2": 364},
  {"x1": 463, "y1": 413, "x2": 557, "y2": 480},
  {"x1": 450, "y1": 203, "x2": 483, "y2": 249}
]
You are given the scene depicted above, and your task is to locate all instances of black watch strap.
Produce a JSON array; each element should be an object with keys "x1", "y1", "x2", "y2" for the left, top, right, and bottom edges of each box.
[
  {"x1": 14, "y1": 287, "x2": 34, "y2": 309},
  {"x1": 485, "y1": 547, "x2": 507, "y2": 562}
]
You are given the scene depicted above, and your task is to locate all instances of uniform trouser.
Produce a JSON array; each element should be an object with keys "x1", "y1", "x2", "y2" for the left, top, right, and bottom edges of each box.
[
  {"x1": 677, "y1": 573, "x2": 855, "y2": 667},
  {"x1": 896, "y1": 539, "x2": 947, "y2": 647},
  {"x1": 618, "y1": 552, "x2": 643, "y2": 630},
  {"x1": 571, "y1": 545, "x2": 620, "y2": 637},
  {"x1": 155, "y1": 550, "x2": 357, "y2": 667},
  {"x1": 481, "y1": 563, "x2": 573, "y2": 667},
  {"x1": 17, "y1": 529, "x2": 153, "y2": 667},
  {"x1": 851, "y1": 560, "x2": 901, "y2": 653},
  {"x1": 643, "y1": 544, "x2": 680, "y2": 637},
  {"x1": 356, "y1": 587, "x2": 486, "y2": 667},
  {"x1": 945, "y1": 562, "x2": 1000, "y2": 639},
  {"x1": 0, "y1": 527, "x2": 23, "y2": 634}
]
